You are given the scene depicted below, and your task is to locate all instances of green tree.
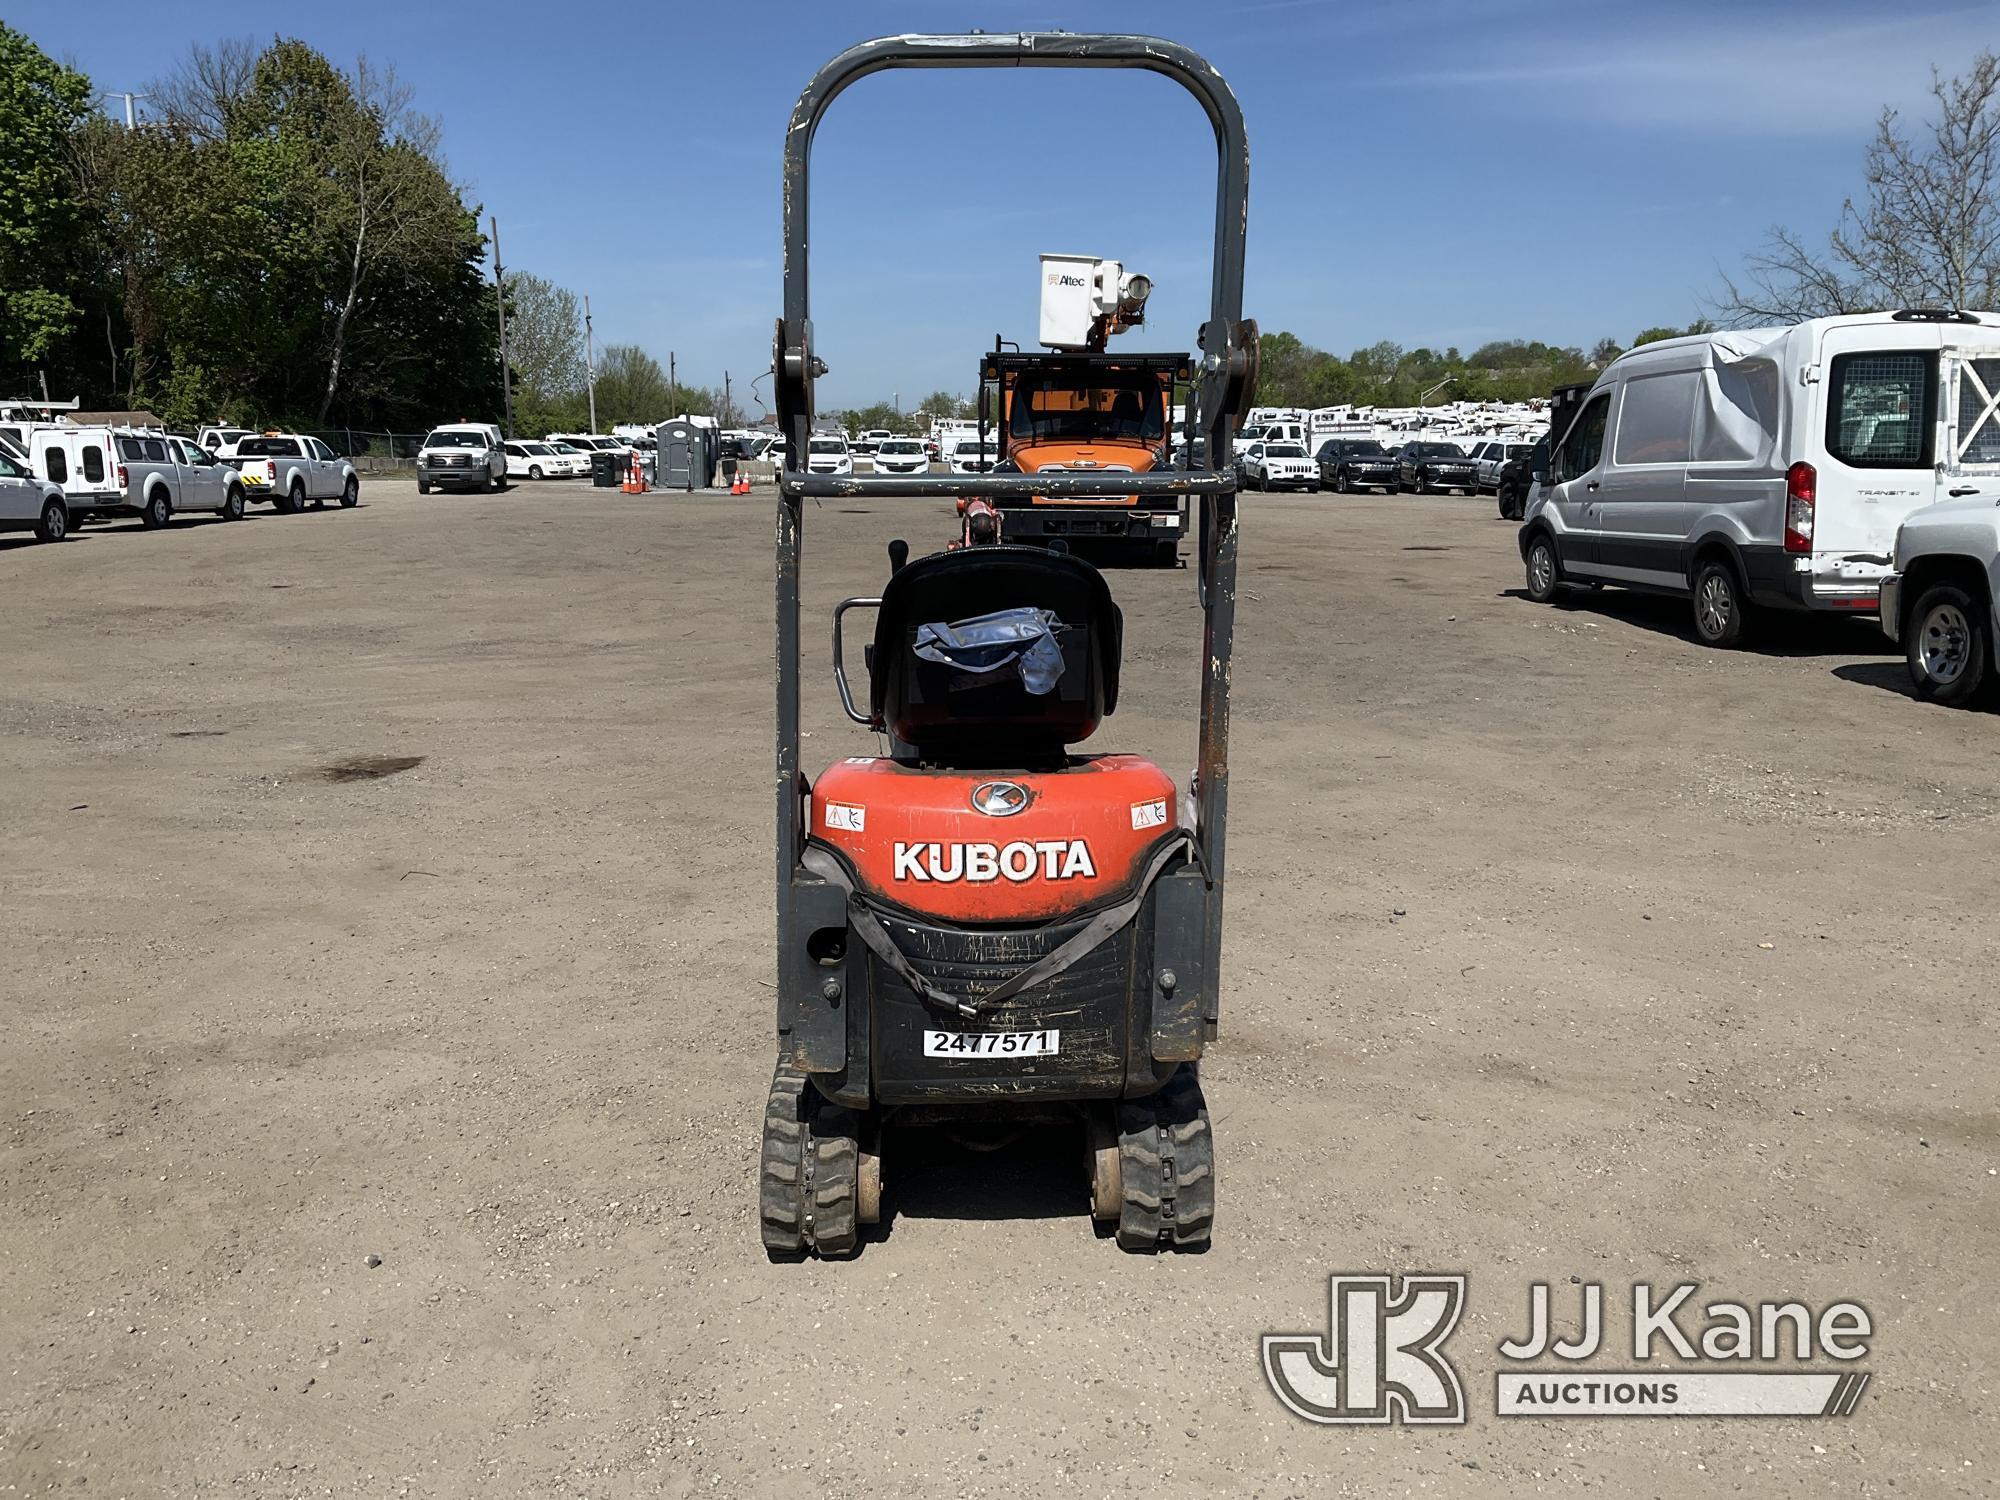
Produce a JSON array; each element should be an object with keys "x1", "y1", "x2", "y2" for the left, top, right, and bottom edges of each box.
[
  {"x1": 914, "y1": 389, "x2": 965, "y2": 423},
  {"x1": 68, "y1": 35, "x2": 502, "y2": 431},
  {"x1": 593, "y1": 344, "x2": 673, "y2": 424},
  {"x1": 0, "y1": 24, "x2": 92, "y2": 390},
  {"x1": 1632, "y1": 320, "x2": 1713, "y2": 347}
]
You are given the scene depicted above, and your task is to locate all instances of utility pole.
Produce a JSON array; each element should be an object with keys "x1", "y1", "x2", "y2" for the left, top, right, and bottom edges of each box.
[
  {"x1": 723, "y1": 370, "x2": 732, "y2": 426},
  {"x1": 489, "y1": 216, "x2": 514, "y2": 439},
  {"x1": 584, "y1": 294, "x2": 598, "y2": 434},
  {"x1": 669, "y1": 351, "x2": 677, "y2": 413}
]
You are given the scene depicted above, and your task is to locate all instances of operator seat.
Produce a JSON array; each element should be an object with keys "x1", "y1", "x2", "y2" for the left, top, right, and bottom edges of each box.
[{"x1": 869, "y1": 545, "x2": 1122, "y2": 761}]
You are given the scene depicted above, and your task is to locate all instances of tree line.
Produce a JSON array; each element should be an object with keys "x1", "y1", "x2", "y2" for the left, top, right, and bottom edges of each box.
[
  {"x1": 0, "y1": 26, "x2": 736, "y2": 437},
  {"x1": 7, "y1": 22, "x2": 1988, "y2": 437},
  {"x1": 0, "y1": 27, "x2": 500, "y2": 431}
]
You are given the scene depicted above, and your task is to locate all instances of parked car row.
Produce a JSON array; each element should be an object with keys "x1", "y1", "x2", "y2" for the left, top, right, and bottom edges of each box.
[
  {"x1": 1232, "y1": 436, "x2": 1499, "y2": 496},
  {"x1": 1514, "y1": 308, "x2": 2000, "y2": 708},
  {"x1": 0, "y1": 422, "x2": 359, "y2": 545},
  {"x1": 503, "y1": 440, "x2": 589, "y2": 480}
]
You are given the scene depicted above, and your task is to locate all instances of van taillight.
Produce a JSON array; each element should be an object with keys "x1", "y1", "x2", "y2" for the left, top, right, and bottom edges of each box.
[
  {"x1": 117, "y1": 463, "x2": 129, "y2": 491},
  {"x1": 1784, "y1": 461, "x2": 1816, "y2": 554}
]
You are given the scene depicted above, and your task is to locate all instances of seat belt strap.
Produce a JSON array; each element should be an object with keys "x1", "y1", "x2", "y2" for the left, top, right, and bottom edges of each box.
[{"x1": 800, "y1": 833, "x2": 1193, "y2": 1020}]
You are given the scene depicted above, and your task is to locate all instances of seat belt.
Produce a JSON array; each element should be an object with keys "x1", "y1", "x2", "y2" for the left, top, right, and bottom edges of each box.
[{"x1": 800, "y1": 833, "x2": 1194, "y2": 1020}]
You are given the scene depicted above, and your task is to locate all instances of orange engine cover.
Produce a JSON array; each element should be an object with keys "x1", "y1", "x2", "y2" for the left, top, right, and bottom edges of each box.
[{"x1": 808, "y1": 755, "x2": 1178, "y2": 923}]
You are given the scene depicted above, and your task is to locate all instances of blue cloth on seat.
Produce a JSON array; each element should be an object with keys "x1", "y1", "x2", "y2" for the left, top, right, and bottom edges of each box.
[{"x1": 913, "y1": 606, "x2": 1066, "y2": 695}]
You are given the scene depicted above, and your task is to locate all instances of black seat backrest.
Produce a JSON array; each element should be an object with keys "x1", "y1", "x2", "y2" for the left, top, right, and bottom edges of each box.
[{"x1": 870, "y1": 546, "x2": 1121, "y2": 755}]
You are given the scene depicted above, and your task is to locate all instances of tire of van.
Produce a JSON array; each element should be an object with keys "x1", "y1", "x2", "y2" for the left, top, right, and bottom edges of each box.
[
  {"x1": 1691, "y1": 558, "x2": 1752, "y2": 648},
  {"x1": 1524, "y1": 531, "x2": 1562, "y2": 603},
  {"x1": 1905, "y1": 583, "x2": 1991, "y2": 706},
  {"x1": 140, "y1": 489, "x2": 170, "y2": 529},
  {"x1": 35, "y1": 498, "x2": 67, "y2": 543},
  {"x1": 528, "y1": 465, "x2": 543, "y2": 480}
]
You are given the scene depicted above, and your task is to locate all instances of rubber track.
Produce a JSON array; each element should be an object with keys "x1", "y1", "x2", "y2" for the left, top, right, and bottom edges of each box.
[
  {"x1": 759, "y1": 1065, "x2": 809, "y2": 1255},
  {"x1": 809, "y1": 1107, "x2": 860, "y2": 1257},
  {"x1": 1116, "y1": 1066, "x2": 1214, "y2": 1252},
  {"x1": 759, "y1": 1064, "x2": 861, "y2": 1259}
]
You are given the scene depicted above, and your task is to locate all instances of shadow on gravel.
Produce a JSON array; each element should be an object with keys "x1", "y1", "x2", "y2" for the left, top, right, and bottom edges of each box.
[
  {"x1": 1831, "y1": 661, "x2": 1921, "y2": 699},
  {"x1": 875, "y1": 1124, "x2": 1084, "y2": 1237},
  {"x1": 1508, "y1": 585, "x2": 1899, "y2": 659},
  {"x1": 0, "y1": 535, "x2": 88, "y2": 553}
]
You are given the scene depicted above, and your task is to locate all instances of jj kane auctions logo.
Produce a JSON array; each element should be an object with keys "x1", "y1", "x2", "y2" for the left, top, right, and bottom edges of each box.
[{"x1": 1264, "y1": 1276, "x2": 1873, "y2": 1424}]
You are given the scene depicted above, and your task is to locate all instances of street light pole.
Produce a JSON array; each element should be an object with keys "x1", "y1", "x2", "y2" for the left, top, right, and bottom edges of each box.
[
  {"x1": 584, "y1": 295, "x2": 598, "y2": 435},
  {"x1": 490, "y1": 216, "x2": 515, "y2": 439},
  {"x1": 104, "y1": 91, "x2": 147, "y2": 128}
]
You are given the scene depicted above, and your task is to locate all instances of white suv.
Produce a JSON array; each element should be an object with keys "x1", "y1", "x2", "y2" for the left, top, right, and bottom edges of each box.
[
  {"x1": 806, "y1": 436, "x2": 853, "y2": 475},
  {"x1": 871, "y1": 437, "x2": 929, "y2": 474},
  {"x1": 0, "y1": 446, "x2": 67, "y2": 543},
  {"x1": 1241, "y1": 441, "x2": 1318, "y2": 492}
]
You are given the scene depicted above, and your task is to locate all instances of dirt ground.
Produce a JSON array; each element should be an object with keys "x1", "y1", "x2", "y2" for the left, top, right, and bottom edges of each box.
[{"x1": 2, "y1": 479, "x2": 1993, "y2": 1498}]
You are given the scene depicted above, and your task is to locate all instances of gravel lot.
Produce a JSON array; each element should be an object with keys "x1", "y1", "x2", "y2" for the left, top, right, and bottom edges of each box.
[{"x1": 3, "y1": 477, "x2": 1993, "y2": 1497}]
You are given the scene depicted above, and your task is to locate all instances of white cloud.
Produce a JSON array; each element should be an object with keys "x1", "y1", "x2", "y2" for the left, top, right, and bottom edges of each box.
[{"x1": 1366, "y1": 4, "x2": 1999, "y2": 135}]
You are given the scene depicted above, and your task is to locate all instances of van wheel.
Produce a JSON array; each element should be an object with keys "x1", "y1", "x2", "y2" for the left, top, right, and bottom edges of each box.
[
  {"x1": 1524, "y1": 532, "x2": 1562, "y2": 603},
  {"x1": 528, "y1": 465, "x2": 543, "y2": 481},
  {"x1": 221, "y1": 486, "x2": 245, "y2": 521},
  {"x1": 1691, "y1": 559, "x2": 1752, "y2": 648},
  {"x1": 141, "y1": 490, "x2": 170, "y2": 529},
  {"x1": 35, "y1": 498, "x2": 67, "y2": 543},
  {"x1": 1906, "y1": 584, "x2": 1991, "y2": 705}
]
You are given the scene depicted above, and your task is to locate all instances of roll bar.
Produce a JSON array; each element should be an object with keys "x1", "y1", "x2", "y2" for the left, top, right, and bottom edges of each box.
[{"x1": 774, "y1": 33, "x2": 1254, "y2": 1040}]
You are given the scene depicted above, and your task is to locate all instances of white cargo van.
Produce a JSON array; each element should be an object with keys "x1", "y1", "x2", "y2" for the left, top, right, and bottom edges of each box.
[{"x1": 1519, "y1": 309, "x2": 2000, "y2": 646}]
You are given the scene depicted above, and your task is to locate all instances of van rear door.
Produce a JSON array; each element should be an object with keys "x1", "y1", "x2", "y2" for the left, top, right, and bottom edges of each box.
[
  {"x1": 1939, "y1": 339, "x2": 2000, "y2": 504},
  {"x1": 1812, "y1": 321, "x2": 1943, "y2": 563}
]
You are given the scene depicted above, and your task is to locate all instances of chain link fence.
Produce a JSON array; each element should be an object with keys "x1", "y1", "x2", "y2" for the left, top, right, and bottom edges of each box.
[
  {"x1": 303, "y1": 430, "x2": 427, "y2": 462},
  {"x1": 296, "y1": 430, "x2": 428, "y2": 472}
]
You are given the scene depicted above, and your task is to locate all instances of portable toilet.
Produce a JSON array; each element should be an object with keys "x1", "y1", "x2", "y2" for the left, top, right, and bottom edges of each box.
[{"x1": 655, "y1": 420, "x2": 699, "y2": 491}]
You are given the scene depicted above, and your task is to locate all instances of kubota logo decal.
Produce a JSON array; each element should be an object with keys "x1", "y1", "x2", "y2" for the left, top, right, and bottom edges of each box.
[
  {"x1": 970, "y1": 781, "x2": 1030, "y2": 817},
  {"x1": 893, "y1": 841, "x2": 1096, "y2": 883}
]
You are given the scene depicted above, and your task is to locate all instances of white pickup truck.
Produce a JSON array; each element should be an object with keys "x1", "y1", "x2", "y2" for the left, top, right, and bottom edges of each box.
[
  {"x1": 1880, "y1": 494, "x2": 2000, "y2": 706},
  {"x1": 230, "y1": 433, "x2": 359, "y2": 512}
]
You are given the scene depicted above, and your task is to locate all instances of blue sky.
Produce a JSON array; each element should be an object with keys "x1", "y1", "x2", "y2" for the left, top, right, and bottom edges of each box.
[{"x1": 15, "y1": 0, "x2": 1998, "y2": 410}]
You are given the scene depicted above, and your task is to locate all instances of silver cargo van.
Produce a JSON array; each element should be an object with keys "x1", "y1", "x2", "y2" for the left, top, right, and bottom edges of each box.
[{"x1": 1518, "y1": 310, "x2": 2000, "y2": 646}]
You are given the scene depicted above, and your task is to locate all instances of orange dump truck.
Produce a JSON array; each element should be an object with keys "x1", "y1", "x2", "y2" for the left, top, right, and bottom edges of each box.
[{"x1": 979, "y1": 350, "x2": 1191, "y2": 568}]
